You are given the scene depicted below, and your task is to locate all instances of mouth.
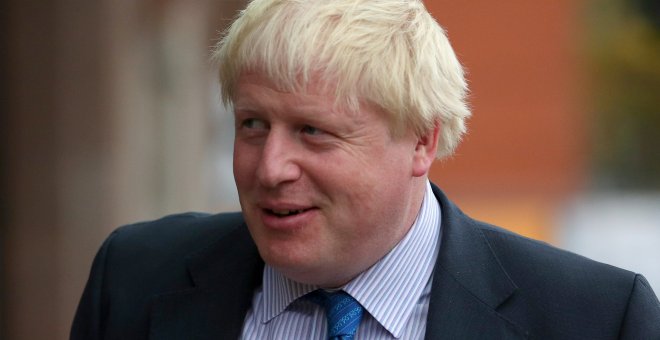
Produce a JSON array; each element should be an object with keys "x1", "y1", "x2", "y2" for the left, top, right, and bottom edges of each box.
[{"x1": 264, "y1": 208, "x2": 313, "y2": 217}]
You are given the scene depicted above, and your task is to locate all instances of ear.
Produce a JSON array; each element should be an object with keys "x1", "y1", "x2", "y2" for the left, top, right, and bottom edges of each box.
[{"x1": 412, "y1": 121, "x2": 440, "y2": 177}]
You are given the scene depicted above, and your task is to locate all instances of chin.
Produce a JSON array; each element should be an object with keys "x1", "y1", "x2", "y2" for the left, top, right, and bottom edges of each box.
[
  {"x1": 262, "y1": 249, "x2": 328, "y2": 280},
  {"x1": 258, "y1": 240, "x2": 313, "y2": 269}
]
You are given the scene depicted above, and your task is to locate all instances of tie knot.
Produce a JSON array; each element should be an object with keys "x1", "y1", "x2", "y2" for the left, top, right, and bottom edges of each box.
[{"x1": 308, "y1": 290, "x2": 364, "y2": 340}]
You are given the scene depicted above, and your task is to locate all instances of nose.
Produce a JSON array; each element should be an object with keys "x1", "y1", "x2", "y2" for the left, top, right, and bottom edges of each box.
[{"x1": 256, "y1": 130, "x2": 302, "y2": 188}]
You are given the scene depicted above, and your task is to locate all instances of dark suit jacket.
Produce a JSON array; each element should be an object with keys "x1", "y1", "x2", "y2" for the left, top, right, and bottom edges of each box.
[{"x1": 71, "y1": 184, "x2": 660, "y2": 339}]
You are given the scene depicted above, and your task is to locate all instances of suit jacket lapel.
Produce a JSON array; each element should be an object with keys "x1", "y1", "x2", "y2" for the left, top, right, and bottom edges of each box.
[
  {"x1": 149, "y1": 223, "x2": 263, "y2": 340},
  {"x1": 425, "y1": 185, "x2": 528, "y2": 339}
]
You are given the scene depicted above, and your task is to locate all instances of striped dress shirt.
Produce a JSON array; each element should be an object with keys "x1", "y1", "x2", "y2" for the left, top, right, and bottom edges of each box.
[{"x1": 241, "y1": 181, "x2": 441, "y2": 339}]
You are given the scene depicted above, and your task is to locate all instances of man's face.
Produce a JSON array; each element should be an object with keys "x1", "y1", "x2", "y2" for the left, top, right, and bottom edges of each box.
[{"x1": 233, "y1": 73, "x2": 430, "y2": 287}]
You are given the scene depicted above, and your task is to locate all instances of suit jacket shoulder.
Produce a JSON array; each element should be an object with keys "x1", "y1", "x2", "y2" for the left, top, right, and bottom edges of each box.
[
  {"x1": 105, "y1": 212, "x2": 244, "y2": 265},
  {"x1": 428, "y1": 184, "x2": 660, "y2": 339},
  {"x1": 71, "y1": 212, "x2": 261, "y2": 340},
  {"x1": 484, "y1": 221, "x2": 660, "y2": 339}
]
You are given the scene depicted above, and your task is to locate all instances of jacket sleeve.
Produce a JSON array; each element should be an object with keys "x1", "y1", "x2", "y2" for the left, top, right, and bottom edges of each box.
[
  {"x1": 618, "y1": 274, "x2": 660, "y2": 339},
  {"x1": 70, "y1": 230, "x2": 119, "y2": 340}
]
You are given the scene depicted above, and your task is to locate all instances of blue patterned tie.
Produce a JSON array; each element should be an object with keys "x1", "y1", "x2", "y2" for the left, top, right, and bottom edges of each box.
[{"x1": 309, "y1": 290, "x2": 364, "y2": 340}]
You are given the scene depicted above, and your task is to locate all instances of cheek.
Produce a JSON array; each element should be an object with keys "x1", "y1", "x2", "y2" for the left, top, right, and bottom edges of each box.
[
  {"x1": 233, "y1": 146, "x2": 257, "y2": 188},
  {"x1": 321, "y1": 144, "x2": 411, "y2": 200},
  {"x1": 342, "y1": 149, "x2": 414, "y2": 217}
]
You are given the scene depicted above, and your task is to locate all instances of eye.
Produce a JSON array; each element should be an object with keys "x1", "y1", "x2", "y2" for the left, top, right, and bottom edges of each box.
[
  {"x1": 240, "y1": 118, "x2": 268, "y2": 130},
  {"x1": 301, "y1": 125, "x2": 324, "y2": 136}
]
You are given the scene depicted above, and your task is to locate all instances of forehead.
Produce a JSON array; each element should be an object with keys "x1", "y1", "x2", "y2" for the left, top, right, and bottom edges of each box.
[
  {"x1": 233, "y1": 72, "x2": 396, "y2": 134},
  {"x1": 234, "y1": 72, "x2": 347, "y2": 115},
  {"x1": 234, "y1": 69, "x2": 417, "y2": 139},
  {"x1": 235, "y1": 70, "x2": 337, "y2": 99}
]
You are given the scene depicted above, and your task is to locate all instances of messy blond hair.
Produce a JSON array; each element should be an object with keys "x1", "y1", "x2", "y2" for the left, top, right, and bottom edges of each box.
[{"x1": 213, "y1": 0, "x2": 470, "y2": 158}]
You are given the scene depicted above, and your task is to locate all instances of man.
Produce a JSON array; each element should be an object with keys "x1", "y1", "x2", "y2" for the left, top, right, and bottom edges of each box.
[{"x1": 71, "y1": 0, "x2": 660, "y2": 339}]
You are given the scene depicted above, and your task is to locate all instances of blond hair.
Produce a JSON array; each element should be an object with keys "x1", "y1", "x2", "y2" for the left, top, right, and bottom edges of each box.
[{"x1": 213, "y1": 0, "x2": 470, "y2": 158}]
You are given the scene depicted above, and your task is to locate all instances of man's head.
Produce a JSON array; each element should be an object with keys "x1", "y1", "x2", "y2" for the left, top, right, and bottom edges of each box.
[
  {"x1": 214, "y1": 0, "x2": 470, "y2": 158},
  {"x1": 213, "y1": 0, "x2": 469, "y2": 287}
]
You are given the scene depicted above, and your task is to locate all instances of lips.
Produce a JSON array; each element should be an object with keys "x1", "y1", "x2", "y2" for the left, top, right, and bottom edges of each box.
[
  {"x1": 258, "y1": 204, "x2": 318, "y2": 231},
  {"x1": 267, "y1": 208, "x2": 311, "y2": 217}
]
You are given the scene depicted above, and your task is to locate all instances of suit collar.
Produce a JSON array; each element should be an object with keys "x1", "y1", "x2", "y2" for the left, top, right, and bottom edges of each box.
[
  {"x1": 432, "y1": 184, "x2": 517, "y2": 308},
  {"x1": 425, "y1": 183, "x2": 528, "y2": 339},
  {"x1": 149, "y1": 223, "x2": 263, "y2": 340}
]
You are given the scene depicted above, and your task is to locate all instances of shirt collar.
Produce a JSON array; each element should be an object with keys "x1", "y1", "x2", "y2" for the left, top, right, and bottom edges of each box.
[{"x1": 260, "y1": 181, "x2": 441, "y2": 337}]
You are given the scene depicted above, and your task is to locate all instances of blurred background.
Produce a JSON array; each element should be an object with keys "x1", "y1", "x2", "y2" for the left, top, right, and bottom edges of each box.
[{"x1": 1, "y1": 0, "x2": 658, "y2": 339}]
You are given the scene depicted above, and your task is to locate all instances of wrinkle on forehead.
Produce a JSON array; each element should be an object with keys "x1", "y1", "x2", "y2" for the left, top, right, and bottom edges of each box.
[{"x1": 236, "y1": 70, "x2": 371, "y2": 123}]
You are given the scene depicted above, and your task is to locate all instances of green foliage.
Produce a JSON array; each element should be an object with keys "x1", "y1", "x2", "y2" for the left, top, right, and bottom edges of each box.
[{"x1": 586, "y1": 0, "x2": 660, "y2": 189}]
